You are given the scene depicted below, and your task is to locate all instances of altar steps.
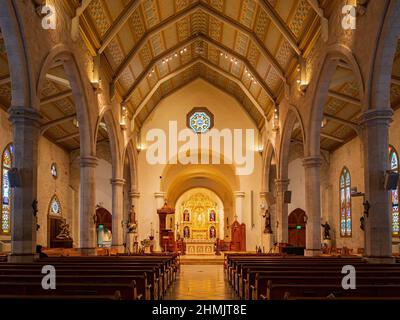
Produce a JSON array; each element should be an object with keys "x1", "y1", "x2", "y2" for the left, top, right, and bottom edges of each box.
[{"x1": 179, "y1": 255, "x2": 224, "y2": 265}]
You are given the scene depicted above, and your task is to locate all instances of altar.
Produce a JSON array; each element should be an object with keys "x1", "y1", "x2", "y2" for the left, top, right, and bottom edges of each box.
[{"x1": 184, "y1": 239, "x2": 215, "y2": 255}]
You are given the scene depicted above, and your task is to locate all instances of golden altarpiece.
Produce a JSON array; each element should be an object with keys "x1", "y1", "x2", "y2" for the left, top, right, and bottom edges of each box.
[{"x1": 178, "y1": 192, "x2": 219, "y2": 255}]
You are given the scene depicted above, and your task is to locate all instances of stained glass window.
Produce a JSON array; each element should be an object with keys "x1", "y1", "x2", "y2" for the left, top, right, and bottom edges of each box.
[
  {"x1": 1, "y1": 143, "x2": 13, "y2": 234},
  {"x1": 49, "y1": 195, "x2": 62, "y2": 215},
  {"x1": 340, "y1": 167, "x2": 352, "y2": 237},
  {"x1": 389, "y1": 146, "x2": 399, "y2": 237},
  {"x1": 187, "y1": 108, "x2": 214, "y2": 134}
]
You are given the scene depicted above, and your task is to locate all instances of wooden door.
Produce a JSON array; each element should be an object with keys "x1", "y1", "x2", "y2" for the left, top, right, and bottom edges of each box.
[{"x1": 288, "y1": 208, "x2": 306, "y2": 247}]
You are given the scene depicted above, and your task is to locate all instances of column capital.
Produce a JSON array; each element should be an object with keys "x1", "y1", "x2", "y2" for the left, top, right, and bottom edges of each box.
[
  {"x1": 8, "y1": 107, "x2": 42, "y2": 126},
  {"x1": 154, "y1": 192, "x2": 166, "y2": 199},
  {"x1": 129, "y1": 190, "x2": 140, "y2": 198},
  {"x1": 358, "y1": 108, "x2": 393, "y2": 126},
  {"x1": 275, "y1": 179, "x2": 290, "y2": 189},
  {"x1": 234, "y1": 191, "x2": 245, "y2": 198},
  {"x1": 110, "y1": 178, "x2": 125, "y2": 186},
  {"x1": 80, "y1": 156, "x2": 98, "y2": 168},
  {"x1": 303, "y1": 156, "x2": 321, "y2": 168}
]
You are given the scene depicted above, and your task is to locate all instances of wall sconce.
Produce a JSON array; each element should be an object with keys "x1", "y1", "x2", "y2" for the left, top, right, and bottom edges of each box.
[{"x1": 297, "y1": 57, "x2": 309, "y2": 94}]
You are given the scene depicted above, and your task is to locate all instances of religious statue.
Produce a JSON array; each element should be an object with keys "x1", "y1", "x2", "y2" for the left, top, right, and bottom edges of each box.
[
  {"x1": 210, "y1": 210, "x2": 216, "y2": 222},
  {"x1": 32, "y1": 199, "x2": 38, "y2": 217},
  {"x1": 321, "y1": 221, "x2": 331, "y2": 240},
  {"x1": 183, "y1": 210, "x2": 190, "y2": 222},
  {"x1": 262, "y1": 209, "x2": 273, "y2": 234},
  {"x1": 56, "y1": 220, "x2": 72, "y2": 240},
  {"x1": 210, "y1": 226, "x2": 216, "y2": 239},
  {"x1": 360, "y1": 216, "x2": 365, "y2": 231},
  {"x1": 183, "y1": 226, "x2": 190, "y2": 238},
  {"x1": 363, "y1": 200, "x2": 370, "y2": 217},
  {"x1": 127, "y1": 205, "x2": 137, "y2": 233}
]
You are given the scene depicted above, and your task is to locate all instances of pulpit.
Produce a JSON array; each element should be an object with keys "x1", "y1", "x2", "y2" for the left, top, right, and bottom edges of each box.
[
  {"x1": 230, "y1": 220, "x2": 246, "y2": 251},
  {"x1": 157, "y1": 202, "x2": 176, "y2": 252}
]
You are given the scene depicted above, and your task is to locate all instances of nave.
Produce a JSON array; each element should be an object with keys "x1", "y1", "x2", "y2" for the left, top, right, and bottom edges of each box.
[{"x1": 164, "y1": 264, "x2": 237, "y2": 300}]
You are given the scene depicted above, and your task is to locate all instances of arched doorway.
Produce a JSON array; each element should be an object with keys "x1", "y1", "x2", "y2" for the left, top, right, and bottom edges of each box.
[
  {"x1": 288, "y1": 208, "x2": 306, "y2": 248},
  {"x1": 95, "y1": 206, "x2": 112, "y2": 247}
]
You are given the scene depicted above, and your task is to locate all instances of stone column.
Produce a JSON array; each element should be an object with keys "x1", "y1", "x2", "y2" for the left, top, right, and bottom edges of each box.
[
  {"x1": 360, "y1": 109, "x2": 395, "y2": 263},
  {"x1": 111, "y1": 178, "x2": 125, "y2": 252},
  {"x1": 303, "y1": 156, "x2": 322, "y2": 256},
  {"x1": 154, "y1": 192, "x2": 166, "y2": 251},
  {"x1": 234, "y1": 191, "x2": 245, "y2": 223},
  {"x1": 8, "y1": 108, "x2": 41, "y2": 263},
  {"x1": 275, "y1": 179, "x2": 290, "y2": 244},
  {"x1": 79, "y1": 156, "x2": 98, "y2": 253}
]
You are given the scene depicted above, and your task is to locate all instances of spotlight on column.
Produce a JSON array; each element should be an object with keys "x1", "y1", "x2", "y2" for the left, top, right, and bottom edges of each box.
[{"x1": 384, "y1": 170, "x2": 399, "y2": 191}]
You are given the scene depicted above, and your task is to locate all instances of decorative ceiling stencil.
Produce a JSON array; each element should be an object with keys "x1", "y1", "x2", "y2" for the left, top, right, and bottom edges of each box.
[
  {"x1": 176, "y1": 17, "x2": 191, "y2": 42},
  {"x1": 234, "y1": 33, "x2": 249, "y2": 56},
  {"x1": 142, "y1": 0, "x2": 160, "y2": 29},
  {"x1": 208, "y1": 0, "x2": 224, "y2": 12},
  {"x1": 87, "y1": 0, "x2": 110, "y2": 37},
  {"x1": 240, "y1": 0, "x2": 257, "y2": 29},
  {"x1": 130, "y1": 10, "x2": 146, "y2": 39},
  {"x1": 254, "y1": 9, "x2": 269, "y2": 41},
  {"x1": 289, "y1": 0, "x2": 312, "y2": 39},
  {"x1": 191, "y1": 11, "x2": 208, "y2": 35},
  {"x1": 209, "y1": 16, "x2": 222, "y2": 41}
]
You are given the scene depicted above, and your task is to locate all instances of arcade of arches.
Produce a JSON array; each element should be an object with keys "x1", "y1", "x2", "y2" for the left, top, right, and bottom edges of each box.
[{"x1": 0, "y1": 0, "x2": 400, "y2": 269}]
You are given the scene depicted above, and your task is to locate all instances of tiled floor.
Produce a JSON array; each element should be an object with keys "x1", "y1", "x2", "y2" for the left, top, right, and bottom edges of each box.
[{"x1": 164, "y1": 264, "x2": 238, "y2": 300}]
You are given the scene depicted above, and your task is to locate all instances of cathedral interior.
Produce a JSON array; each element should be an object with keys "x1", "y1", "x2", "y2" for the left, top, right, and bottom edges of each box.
[{"x1": 0, "y1": 0, "x2": 399, "y2": 304}]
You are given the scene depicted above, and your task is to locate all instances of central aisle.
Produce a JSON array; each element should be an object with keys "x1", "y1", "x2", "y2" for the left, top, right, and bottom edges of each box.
[{"x1": 165, "y1": 265, "x2": 238, "y2": 300}]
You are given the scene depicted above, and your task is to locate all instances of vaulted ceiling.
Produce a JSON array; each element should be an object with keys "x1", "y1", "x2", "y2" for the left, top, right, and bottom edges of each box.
[{"x1": 74, "y1": 0, "x2": 325, "y2": 129}]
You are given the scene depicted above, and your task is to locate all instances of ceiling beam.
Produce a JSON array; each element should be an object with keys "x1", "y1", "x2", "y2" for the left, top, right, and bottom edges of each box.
[
  {"x1": 132, "y1": 60, "x2": 199, "y2": 118},
  {"x1": 45, "y1": 73, "x2": 71, "y2": 88},
  {"x1": 256, "y1": 0, "x2": 301, "y2": 55},
  {"x1": 121, "y1": 35, "x2": 199, "y2": 100},
  {"x1": 320, "y1": 132, "x2": 344, "y2": 143},
  {"x1": 40, "y1": 90, "x2": 73, "y2": 105},
  {"x1": 98, "y1": 0, "x2": 141, "y2": 54},
  {"x1": 328, "y1": 90, "x2": 361, "y2": 106},
  {"x1": 41, "y1": 114, "x2": 77, "y2": 135},
  {"x1": 203, "y1": 35, "x2": 276, "y2": 104},
  {"x1": 71, "y1": 0, "x2": 93, "y2": 41},
  {"x1": 306, "y1": 0, "x2": 328, "y2": 42},
  {"x1": 56, "y1": 132, "x2": 80, "y2": 144},
  {"x1": 199, "y1": 58, "x2": 267, "y2": 119},
  {"x1": 123, "y1": 34, "x2": 276, "y2": 105},
  {"x1": 112, "y1": 1, "x2": 200, "y2": 82},
  {"x1": 200, "y1": 3, "x2": 286, "y2": 80},
  {"x1": 112, "y1": 1, "x2": 286, "y2": 84},
  {"x1": 323, "y1": 113, "x2": 359, "y2": 133},
  {"x1": 132, "y1": 58, "x2": 266, "y2": 123}
]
